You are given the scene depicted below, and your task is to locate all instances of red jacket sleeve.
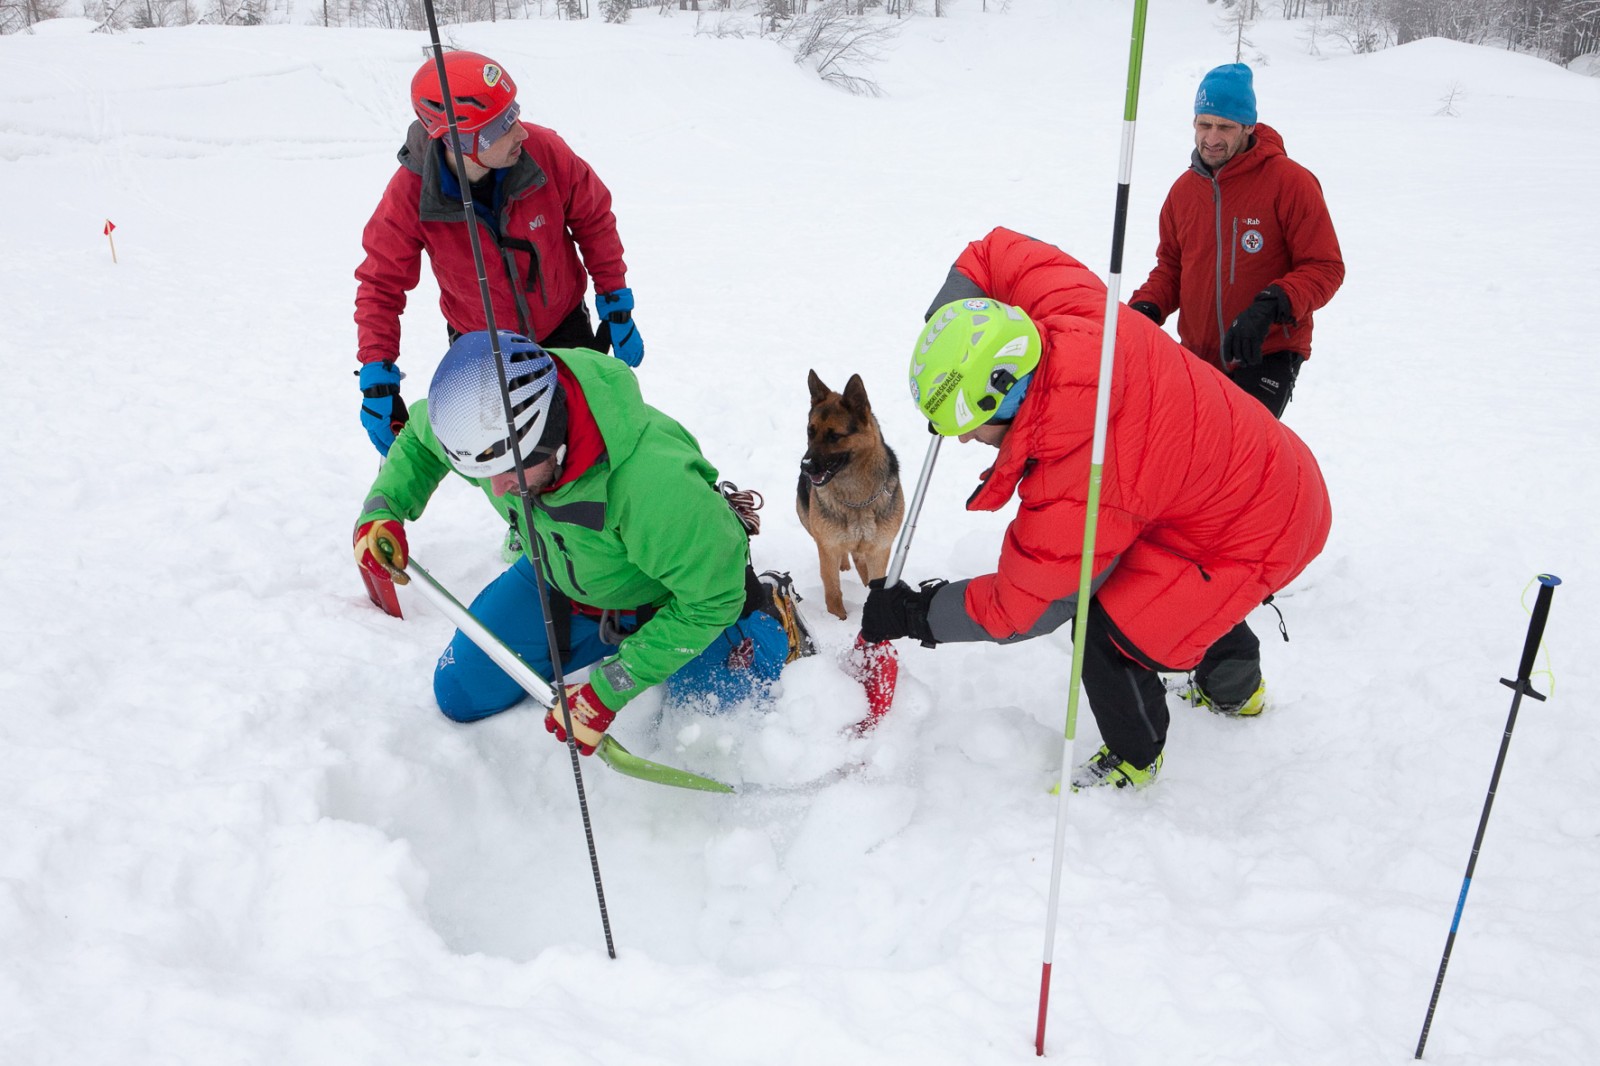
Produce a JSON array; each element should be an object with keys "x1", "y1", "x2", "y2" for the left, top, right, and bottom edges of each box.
[
  {"x1": 353, "y1": 169, "x2": 426, "y2": 365},
  {"x1": 962, "y1": 492, "x2": 1140, "y2": 639},
  {"x1": 1269, "y1": 164, "x2": 1344, "y2": 320},
  {"x1": 952, "y1": 227, "x2": 1107, "y2": 320},
  {"x1": 1129, "y1": 186, "x2": 1183, "y2": 315},
  {"x1": 541, "y1": 130, "x2": 627, "y2": 295}
]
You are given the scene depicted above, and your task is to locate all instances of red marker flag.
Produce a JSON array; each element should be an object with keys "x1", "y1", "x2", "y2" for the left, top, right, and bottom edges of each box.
[
  {"x1": 104, "y1": 219, "x2": 118, "y2": 264},
  {"x1": 103, "y1": 219, "x2": 116, "y2": 235}
]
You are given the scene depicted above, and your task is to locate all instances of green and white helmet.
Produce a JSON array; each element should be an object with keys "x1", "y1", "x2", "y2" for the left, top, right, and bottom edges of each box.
[{"x1": 909, "y1": 298, "x2": 1041, "y2": 436}]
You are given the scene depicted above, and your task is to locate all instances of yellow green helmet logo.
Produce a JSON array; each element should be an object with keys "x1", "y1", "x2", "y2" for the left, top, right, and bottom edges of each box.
[{"x1": 909, "y1": 298, "x2": 1041, "y2": 435}]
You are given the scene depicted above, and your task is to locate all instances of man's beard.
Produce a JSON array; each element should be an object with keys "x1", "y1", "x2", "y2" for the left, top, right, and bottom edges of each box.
[{"x1": 510, "y1": 459, "x2": 561, "y2": 496}]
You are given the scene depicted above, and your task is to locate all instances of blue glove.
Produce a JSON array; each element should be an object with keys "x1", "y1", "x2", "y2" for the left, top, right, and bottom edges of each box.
[
  {"x1": 357, "y1": 360, "x2": 408, "y2": 456},
  {"x1": 595, "y1": 288, "x2": 644, "y2": 368}
]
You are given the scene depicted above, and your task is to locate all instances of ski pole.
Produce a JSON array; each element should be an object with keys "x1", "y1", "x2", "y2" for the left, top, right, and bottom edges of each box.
[
  {"x1": 418, "y1": 0, "x2": 615, "y2": 959},
  {"x1": 1414, "y1": 573, "x2": 1561, "y2": 1059},
  {"x1": 1036, "y1": 0, "x2": 1149, "y2": 1055}
]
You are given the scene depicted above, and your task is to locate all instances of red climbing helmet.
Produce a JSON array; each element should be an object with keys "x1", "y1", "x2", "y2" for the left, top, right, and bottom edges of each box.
[{"x1": 410, "y1": 51, "x2": 519, "y2": 148}]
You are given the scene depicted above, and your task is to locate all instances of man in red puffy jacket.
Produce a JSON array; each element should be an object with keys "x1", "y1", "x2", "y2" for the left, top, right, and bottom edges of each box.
[
  {"x1": 861, "y1": 229, "x2": 1331, "y2": 791},
  {"x1": 354, "y1": 50, "x2": 643, "y2": 457},
  {"x1": 1129, "y1": 63, "x2": 1343, "y2": 419}
]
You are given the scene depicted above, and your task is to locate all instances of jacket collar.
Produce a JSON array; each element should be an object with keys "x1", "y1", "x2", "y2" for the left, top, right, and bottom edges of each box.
[
  {"x1": 1187, "y1": 122, "x2": 1285, "y2": 181},
  {"x1": 545, "y1": 358, "x2": 606, "y2": 492},
  {"x1": 398, "y1": 120, "x2": 548, "y2": 223}
]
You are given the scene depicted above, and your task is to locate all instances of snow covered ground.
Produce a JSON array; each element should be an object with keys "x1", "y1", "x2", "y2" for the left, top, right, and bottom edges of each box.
[{"x1": 3, "y1": 2, "x2": 1599, "y2": 1063}]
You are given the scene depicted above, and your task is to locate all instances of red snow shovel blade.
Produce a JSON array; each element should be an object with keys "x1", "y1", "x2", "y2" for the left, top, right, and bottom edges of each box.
[
  {"x1": 361, "y1": 565, "x2": 404, "y2": 618},
  {"x1": 847, "y1": 634, "x2": 898, "y2": 734}
]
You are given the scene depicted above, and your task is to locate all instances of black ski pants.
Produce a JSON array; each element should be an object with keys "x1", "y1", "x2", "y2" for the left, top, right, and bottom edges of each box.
[
  {"x1": 1228, "y1": 352, "x2": 1304, "y2": 419},
  {"x1": 1080, "y1": 605, "x2": 1262, "y2": 770},
  {"x1": 445, "y1": 303, "x2": 604, "y2": 354},
  {"x1": 1078, "y1": 602, "x2": 1170, "y2": 770}
]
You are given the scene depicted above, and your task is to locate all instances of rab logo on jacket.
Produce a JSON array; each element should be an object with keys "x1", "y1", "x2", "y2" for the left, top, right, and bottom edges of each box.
[{"x1": 529, "y1": 215, "x2": 546, "y2": 231}]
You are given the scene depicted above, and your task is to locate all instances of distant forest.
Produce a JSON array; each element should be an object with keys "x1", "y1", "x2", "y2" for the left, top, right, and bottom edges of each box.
[{"x1": 5, "y1": 0, "x2": 1597, "y2": 74}]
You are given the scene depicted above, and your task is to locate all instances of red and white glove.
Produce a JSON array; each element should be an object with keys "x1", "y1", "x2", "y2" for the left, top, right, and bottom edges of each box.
[
  {"x1": 545, "y1": 682, "x2": 616, "y2": 756},
  {"x1": 353, "y1": 519, "x2": 409, "y2": 583}
]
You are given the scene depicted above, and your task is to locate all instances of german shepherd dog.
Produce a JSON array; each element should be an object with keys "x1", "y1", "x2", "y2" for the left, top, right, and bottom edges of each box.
[{"x1": 797, "y1": 370, "x2": 906, "y2": 620}]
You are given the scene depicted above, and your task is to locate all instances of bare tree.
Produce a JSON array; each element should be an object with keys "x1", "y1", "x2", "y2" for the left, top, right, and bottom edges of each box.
[
  {"x1": 1326, "y1": 0, "x2": 1389, "y2": 53},
  {"x1": 1434, "y1": 81, "x2": 1465, "y2": 116},
  {"x1": 777, "y1": 0, "x2": 898, "y2": 95},
  {"x1": 206, "y1": 0, "x2": 266, "y2": 23},
  {"x1": 128, "y1": 0, "x2": 199, "y2": 26},
  {"x1": 91, "y1": 0, "x2": 137, "y2": 29},
  {"x1": 1218, "y1": 0, "x2": 1258, "y2": 61},
  {"x1": 1297, "y1": 13, "x2": 1325, "y2": 54},
  {"x1": 0, "y1": 0, "x2": 65, "y2": 34}
]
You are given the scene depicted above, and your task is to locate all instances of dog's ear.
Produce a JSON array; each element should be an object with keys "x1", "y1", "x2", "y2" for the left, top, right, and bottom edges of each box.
[
  {"x1": 807, "y1": 369, "x2": 831, "y2": 406},
  {"x1": 842, "y1": 373, "x2": 871, "y2": 416}
]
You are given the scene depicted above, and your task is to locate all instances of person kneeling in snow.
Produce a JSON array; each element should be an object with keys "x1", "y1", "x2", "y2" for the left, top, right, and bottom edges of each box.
[
  {"x1": 861, "y1": 228, "x2": 1331, "y2": 791},
  {"x1": 353, "y1": 331, "x2": 811, "y2": 753}
]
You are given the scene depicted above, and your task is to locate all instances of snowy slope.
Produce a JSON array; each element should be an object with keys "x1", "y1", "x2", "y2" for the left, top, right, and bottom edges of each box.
[{"x1": 2, "y1": 2, "x2": 1599, "y2": 1064}]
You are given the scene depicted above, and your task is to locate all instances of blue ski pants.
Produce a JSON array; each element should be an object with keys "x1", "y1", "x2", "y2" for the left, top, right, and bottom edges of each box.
[{"x1": 433, "y1": 557, "x2": 789, "y2": 722}]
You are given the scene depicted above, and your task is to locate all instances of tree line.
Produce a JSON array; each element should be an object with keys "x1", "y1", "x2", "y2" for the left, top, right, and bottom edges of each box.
[
  {"x1": 4, "y1": 0, "x2": 1594, "y2": 72},
  {"x1": 1224, "y1": 0, "x2": 1600, "y2": 65}
]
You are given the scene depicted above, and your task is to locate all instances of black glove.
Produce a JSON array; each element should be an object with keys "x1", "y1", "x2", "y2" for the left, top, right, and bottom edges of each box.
[
  {"x1": 1129, "y1": 300, "x2": 1164, "y2": 325},
  {"x1": 1222, "y1": 285, "x2": 1292, "y2": 371},
  {"x1": 861, "y1": 578, "x2": 944, "y2": 646}
]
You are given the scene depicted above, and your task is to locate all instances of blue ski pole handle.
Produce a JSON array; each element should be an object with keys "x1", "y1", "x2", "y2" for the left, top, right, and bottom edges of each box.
[{"x1": 1500, "y1": 574, "x2": 1559, "y2": 700}]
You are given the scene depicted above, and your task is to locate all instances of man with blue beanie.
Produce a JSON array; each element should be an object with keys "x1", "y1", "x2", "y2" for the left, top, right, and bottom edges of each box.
[{"x1": 1129, "y1": 63, "x2": 1344, "y2": 419}]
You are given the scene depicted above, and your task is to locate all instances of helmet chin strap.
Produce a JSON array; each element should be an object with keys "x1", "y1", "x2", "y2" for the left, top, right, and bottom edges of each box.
[{"x1": 445, "y1": 142, "x2": 489, "y2": 180}]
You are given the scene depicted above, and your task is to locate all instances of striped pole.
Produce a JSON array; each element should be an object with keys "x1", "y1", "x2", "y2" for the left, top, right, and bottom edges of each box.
[{"x1": 1034, "y1": 0, "x2": 1150, "y2": 1054}]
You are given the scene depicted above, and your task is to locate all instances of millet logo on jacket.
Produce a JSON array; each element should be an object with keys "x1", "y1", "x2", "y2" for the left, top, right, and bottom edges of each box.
[{"x1": 529, "y1": 215, "x2": 546, "y2": 231}]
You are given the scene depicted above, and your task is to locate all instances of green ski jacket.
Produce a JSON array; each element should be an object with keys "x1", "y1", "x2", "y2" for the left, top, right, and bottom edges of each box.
[{"x1": 358, "y1": 347, "x2": 749, "y2": 711}]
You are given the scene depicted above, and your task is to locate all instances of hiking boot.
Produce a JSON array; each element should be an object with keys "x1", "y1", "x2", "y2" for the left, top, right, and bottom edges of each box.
[
  {"x1": 1177, "y1": 676, "x2": 1267, "y2": 717},
  {"x1": 760, "y1": 570, "x2": 817, "y2": 663},
  {"x1": 1069, "y1": 745, "x2": 1163, "y2": 792}
]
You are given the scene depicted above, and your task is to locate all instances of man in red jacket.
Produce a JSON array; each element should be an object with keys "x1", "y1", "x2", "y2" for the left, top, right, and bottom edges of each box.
[
  {"x1": 1129, "y1": 63, "x2": 1343, "y2": 419},
  {"x1": 861, "y1": 229, "x2": 1331, "y2": 791},
  {"x1": 354, "y1": 50, "x2": 643, "y2": 457}
]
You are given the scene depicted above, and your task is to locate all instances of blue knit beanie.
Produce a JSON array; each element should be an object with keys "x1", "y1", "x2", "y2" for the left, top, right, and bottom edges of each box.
[{"x1": 1194, "y1": 63, "x2": 1256, "y2": 126}]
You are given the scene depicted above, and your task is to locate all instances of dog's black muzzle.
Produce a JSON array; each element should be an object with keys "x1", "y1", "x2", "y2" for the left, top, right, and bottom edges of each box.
[{"x1": 800, "y1": 451, "x2": 850, "y2": 487}]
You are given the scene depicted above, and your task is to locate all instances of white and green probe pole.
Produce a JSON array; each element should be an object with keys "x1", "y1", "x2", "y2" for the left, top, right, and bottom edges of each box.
[{"x1": 1034, "y1": 0, "x2": 1150, "y2": 1055}]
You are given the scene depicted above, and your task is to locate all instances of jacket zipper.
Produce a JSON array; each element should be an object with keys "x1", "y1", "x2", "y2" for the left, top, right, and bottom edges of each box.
[{"x1": 1211, "y1": 177, "x2": 1228, "y2": 356}]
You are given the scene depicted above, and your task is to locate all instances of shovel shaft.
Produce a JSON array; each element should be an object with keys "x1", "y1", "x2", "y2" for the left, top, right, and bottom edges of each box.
[
  {"x1": 392, "y1": 556, "x2": 736, "y2": 794},
  {"x1": 886, "y1": 433, "x2": 944, "y2": 586},
  {"x1": 404, "y1": 558, "x2": 556, "y2": 707}
]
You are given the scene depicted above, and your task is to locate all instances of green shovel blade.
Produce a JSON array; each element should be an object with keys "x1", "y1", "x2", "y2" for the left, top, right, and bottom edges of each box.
[{"x1": 596, "y1": 736, "x2": 735, "y2": 794}]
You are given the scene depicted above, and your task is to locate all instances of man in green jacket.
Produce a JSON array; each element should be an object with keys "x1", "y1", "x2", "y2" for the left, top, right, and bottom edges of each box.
[{"x1": 353, "y1": 331, "x2": 806, "y2": 753}]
